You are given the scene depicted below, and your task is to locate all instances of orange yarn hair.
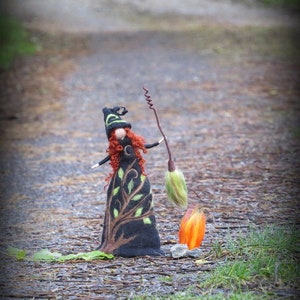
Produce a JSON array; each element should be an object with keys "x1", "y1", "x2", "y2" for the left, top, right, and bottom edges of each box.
[{"x1": 105, "y1": 127, "x2": 147, "y2": 183}]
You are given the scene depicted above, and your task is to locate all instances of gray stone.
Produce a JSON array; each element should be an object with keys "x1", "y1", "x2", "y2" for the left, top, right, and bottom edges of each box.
[
  {"x1": 187, "y1": 248, "x2": 202, "y2": 258},
  {"x1": 170, "y1": 244, "x2": 188, "y2": 258},
  {"x1": 170, "y1": 244, "x2": 203, "y2": 258}
]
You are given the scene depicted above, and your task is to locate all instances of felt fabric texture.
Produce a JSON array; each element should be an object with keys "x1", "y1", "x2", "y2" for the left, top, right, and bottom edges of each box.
[
  {"x1": 102, "y1": 106, "x2": 131, "y2": 138},
  {"x1": 99, "y1": 107, "x2": 164, "y2": 257}
]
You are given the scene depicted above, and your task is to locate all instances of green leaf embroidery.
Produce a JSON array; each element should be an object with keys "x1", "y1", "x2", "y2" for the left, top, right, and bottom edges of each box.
[
  {"x1": 118, "y1": 168, "x2": 124, "y2": 179},
  {"x1": 113, "y1": 208, "x2": 119, "y2": 218},
  {"x1": 127, "y1": 179, "x2": 134, "y2": 194},
  {"x1": 134, "y1": 207, "x2": 143, "y2": 217},
  {"x1": 151, "y1": 198, "x2": 154, "y2": 208},
  {"x1": 143, "y1": 217, "x2": 152, "y2": 225},
  {"x1": 140, "y1": 174, "x2": 146, "y2": 182},
  {"x1": 113, "y1": 186, "x2": 120, "y2": 196},
  {"x1": 132, "y1": 194, "x2": 144, "y2": 201}
]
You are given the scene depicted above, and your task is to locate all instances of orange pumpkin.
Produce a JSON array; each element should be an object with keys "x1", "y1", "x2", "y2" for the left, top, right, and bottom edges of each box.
[{"x1": 179, "y1": 206, "x2": 206, "y2": 250}]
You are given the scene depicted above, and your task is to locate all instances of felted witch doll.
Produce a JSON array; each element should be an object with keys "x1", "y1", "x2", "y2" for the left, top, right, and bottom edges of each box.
[{"x1": 92, "y1": 106, "x2": 164, "y2": 257}]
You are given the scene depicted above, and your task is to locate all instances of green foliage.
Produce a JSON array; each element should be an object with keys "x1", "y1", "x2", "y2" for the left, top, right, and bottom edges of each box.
[
  {"x1": 7, "y1": 247, "x2": 113, "y2": 262},
  {"x1": 133, "y1": 290, "x2": 265, "y2": 300},
  {"x1": 32, "y1": 249, "x2": 62, "y2": 262},
  {"x1": 201, "y1": 225, "x2": 300, "y2": 291},
  {"x1": 32, "y1": 249, "x2": 114, "y2": 262},
  {"x1": 258, "y1": 0, "x2": 300, "y2": 9},
  {"x1": 211, "y1": 241, "x2": 224, "y2": 259},
  {"x1": 0, "y1": 16, "x2": 37, "y2": 69},
  {"x1": 151, "y1": 226, "x2": 298, "y2": 299},
  {"x1": 7, "y1": 246, "x2": 26, "y2": 260}
]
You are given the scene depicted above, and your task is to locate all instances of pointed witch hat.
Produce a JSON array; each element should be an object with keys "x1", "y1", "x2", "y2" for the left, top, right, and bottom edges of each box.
[
  {"x1": 102, "y1": 106, "x2": 131, "y2": 138},
  {"x1": 143, "y1": 87, "x2": 188, "y2": 208}
]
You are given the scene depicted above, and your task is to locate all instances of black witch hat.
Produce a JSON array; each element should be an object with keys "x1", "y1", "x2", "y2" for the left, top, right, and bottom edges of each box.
[{"x1": 102, "y1": 106, "x2": 131, "y2": 138}]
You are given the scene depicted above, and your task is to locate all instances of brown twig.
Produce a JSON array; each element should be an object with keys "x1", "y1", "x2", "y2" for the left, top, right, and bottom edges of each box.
[{"x1": 143, "y1": 86, "x2": 175, "y2": 171}]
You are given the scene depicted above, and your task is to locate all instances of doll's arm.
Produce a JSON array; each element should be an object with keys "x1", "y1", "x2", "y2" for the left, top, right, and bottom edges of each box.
[
  {"x1": 145, "y1": 137, "x2": 164, "y2": 149},
  {"x1": 91, "y1": 155, "x2": 110, "y2": 169}
]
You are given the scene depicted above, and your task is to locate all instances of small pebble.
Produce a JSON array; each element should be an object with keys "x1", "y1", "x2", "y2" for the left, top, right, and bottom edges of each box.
[
  {"x1": 170, "y1": 244, "x2": 188, "y2": 258},
  {"x1": 170, "y1": 244, "x2": 202, "y2": 258}
]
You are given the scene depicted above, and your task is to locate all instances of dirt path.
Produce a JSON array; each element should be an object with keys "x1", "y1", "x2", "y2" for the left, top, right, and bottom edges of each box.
[
  {"x1": 0, "y1": 1, "x2": 299, "y2": 299},
  {"x1": 0, "y1": 0, "x2": 298, "y2": 32}
]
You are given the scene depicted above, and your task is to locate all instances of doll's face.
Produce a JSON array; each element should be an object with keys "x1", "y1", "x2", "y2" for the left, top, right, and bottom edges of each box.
[{"x1": 115, "y1": 128, "x2": 126, "y2": 140}]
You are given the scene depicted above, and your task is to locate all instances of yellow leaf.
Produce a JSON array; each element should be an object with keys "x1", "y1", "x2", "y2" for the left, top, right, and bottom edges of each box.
[{"x1": 195, "y1": 259, "x2": 210, "y2": 265}]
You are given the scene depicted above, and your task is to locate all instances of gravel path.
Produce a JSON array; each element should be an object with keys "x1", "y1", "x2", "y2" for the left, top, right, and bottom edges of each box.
[{"x1": 0, "y1": 1, "x2": 299, "y2": 298}]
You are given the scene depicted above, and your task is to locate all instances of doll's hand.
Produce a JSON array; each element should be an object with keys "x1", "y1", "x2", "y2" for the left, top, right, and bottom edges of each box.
[
  {"x1": 158, "y1": 137, "x2": 165, "y2": 144},
  {"x1": 91, "y1": 163, "x2": 100, "y2": 169},
  {"x1": 91, "y1": 155, "x2": 111, "y2": 168}
]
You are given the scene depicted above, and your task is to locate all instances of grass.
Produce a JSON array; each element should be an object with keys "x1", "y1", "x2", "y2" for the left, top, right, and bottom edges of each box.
[
  {"x1": 259, "y1": 0, "x2": 300, "y2": 9},
  {"x1": 135, "y1": 225, "x2": 300, "y2": 299},
  {"x1": 134, "y1": 290, "x2": 272, "y2": 300},
  {"x1": 200, "y1": 225, "x2": 300, "y2": 297},
  {"x1": 0, "y1": 16, "x2": 37, "y2": 69}
]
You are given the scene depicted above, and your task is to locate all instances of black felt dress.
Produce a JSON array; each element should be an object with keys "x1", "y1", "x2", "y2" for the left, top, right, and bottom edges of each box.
[{"x1": 99, "y1": 136, "x2": 164, "y2": 257}]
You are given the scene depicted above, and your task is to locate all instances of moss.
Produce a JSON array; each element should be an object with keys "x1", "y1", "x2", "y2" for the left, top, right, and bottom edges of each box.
[{"x1": 0, "y1": 16, "x2": 37, "y2": 69}]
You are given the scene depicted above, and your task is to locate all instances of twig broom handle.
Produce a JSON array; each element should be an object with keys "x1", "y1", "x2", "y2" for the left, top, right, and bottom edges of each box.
[{"x1": 143, "y1": 86, "x2": 175, "y2": 171}]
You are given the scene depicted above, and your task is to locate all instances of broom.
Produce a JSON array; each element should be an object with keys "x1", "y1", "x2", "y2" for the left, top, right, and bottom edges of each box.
[{"x1": 143, "y1": 86, "x2": 188, "y2": 208}]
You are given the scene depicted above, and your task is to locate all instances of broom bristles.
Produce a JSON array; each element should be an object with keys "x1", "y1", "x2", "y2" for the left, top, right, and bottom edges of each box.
[{"x1": 165, "y1": 169, "x2": 188, "y2": 208}]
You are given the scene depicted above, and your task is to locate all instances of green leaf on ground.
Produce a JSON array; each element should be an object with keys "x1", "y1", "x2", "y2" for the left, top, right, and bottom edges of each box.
[
  {"x1": 7, "y1": 246, "x2": 26, "y2": 260},
  {"x1": 32, "y1": 249, "x2": 62, "y2": 262},
  {"x1": 32, "y1": 249, "x2": 113, "y2": 262},
  {"x1": 7, "y1": 247, "x2": 114, "y2": 262}
]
